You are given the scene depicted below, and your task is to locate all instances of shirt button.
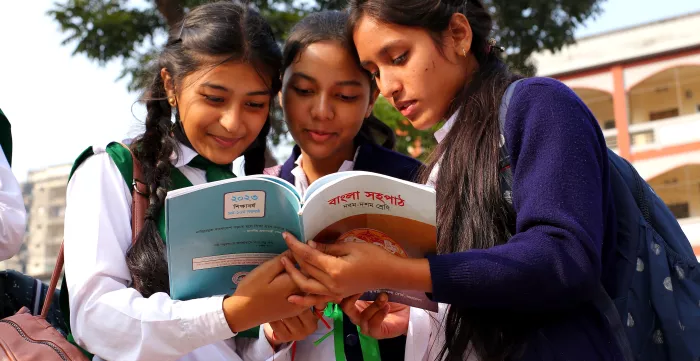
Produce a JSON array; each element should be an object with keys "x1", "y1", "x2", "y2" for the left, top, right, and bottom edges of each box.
[{"x1": 345, "y1": 334, "x2": 359, "y2": 346}]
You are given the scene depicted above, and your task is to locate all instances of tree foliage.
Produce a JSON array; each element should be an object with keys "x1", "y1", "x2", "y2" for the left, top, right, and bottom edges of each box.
[{"x1": 48, "y1": 0, "x2": 603, "y2": 151}]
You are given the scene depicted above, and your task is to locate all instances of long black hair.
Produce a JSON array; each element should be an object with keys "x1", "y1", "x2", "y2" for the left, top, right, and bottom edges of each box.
[
  {"x1": 348, "y1": 1, "x2": 525, "y2": 360},
  {"x1": 128, "y1": 1, "x2": 282, "y2": 297},
  {"x1": 282, "y1": 10, "x2": 396, "y2": 149}
]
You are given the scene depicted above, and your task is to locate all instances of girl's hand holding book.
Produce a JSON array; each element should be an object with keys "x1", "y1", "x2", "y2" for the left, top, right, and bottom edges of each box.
[
  {"x1": 340, "y1": 292, "x2": 410, "y2": 339},
  {"x1": 280, "y1": 232, "x2": 399, "y2": 300},
  {"x1": 280, "y1": 232, "x2": 435, "y2": 307},
  {"x1": 221, "y1": 252, "x2": 334, "y2": 333},
  {"x1": 263, "y1": 308, "x2": 322, "y2": 346}
]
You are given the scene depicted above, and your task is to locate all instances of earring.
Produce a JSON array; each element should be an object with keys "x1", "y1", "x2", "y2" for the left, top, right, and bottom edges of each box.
[
  {"x1": 168, "y1": 97, "x2": 177, "y2": 107},
  {"x1": 462, "y1": 48, "x2": 467, "y2": 57}
]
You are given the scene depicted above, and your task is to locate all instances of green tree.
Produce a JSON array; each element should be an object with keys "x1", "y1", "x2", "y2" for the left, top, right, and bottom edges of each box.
[
  {"x1": 372, "y1": 96, "x2": 437, "y2": 161},
  {"x1": 48, "y1": 0, "x2": 603, "y2": 151}
]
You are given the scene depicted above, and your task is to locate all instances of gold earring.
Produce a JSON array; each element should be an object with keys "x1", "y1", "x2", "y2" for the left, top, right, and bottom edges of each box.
[
  {"x1": 168, "y1": 97, "x2": 177, "y2": 107},
  {"x1": 462, "y1": 48, "x2": 467, "y2": 57}
]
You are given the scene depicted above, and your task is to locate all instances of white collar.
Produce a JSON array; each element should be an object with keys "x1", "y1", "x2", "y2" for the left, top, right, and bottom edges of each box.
[
  {"x1": 291, "y1": 147, "x2": 359, "y2": 196},
  {"x1": 292, "y1": 148, "x2": 358, "y2": 174},
  {"x1": 434, "y1": 111, "x2": 459, "y2": 143},
  {"x1": 172, "y1": 140, "x2": 200, "y2": 168}
]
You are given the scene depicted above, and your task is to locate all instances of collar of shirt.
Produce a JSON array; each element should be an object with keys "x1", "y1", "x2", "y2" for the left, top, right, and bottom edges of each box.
[
  {"x1": 434, "y1": 110, "x2": 460, "y2": 144},
  {"x1": 427, "y1": 111, "x2": 459, "y2": 187},
  {"x1": 171, "y1": 141, "x2": 200, "y2": 168},
  {"x1": 291, "y1": 147, "x2": 360, "y2": 197}
]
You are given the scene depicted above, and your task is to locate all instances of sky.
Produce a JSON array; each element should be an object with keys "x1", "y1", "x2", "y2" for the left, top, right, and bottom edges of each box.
[{"x1": 2, "y1": 0, "x2": 700, "y2": 182}]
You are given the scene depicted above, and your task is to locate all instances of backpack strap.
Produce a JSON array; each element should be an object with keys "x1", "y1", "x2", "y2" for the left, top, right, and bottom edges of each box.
[
  {"x1": 498, "y1": 79, "x2": 523, "y2": 137},
  {"x1": 54, "y1": 143, "x2": 148, "y2": 358},
  {"x1": 497, "y1": 79, "x2": 523, "y2": 219},
  {"x1": 45, "y1": 143, "x2": 147, "y2": 318}
]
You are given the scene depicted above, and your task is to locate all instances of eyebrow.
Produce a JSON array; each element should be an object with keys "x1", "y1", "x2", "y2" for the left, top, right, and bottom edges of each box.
[
  {"x1": 360, "y1": 39, "x2": 403, "y2": 68},
  {"x1": 201, "y1": 82, "x2": 270, "y2": 96},
  {"x1": 292, "y1": 72, "x2": 363, "y2": 87}
]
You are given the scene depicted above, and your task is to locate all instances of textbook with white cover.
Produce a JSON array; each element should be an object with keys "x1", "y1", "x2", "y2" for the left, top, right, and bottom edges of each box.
[{"x1": 165, "y1": 171, "x2": 437, "y2": 311}]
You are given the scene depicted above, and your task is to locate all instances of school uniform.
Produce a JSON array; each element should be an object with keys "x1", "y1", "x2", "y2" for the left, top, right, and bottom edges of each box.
[
  {"x1": 62, "y1": 139, "x2": 293, "y2": 361},
  {"x1": 425, "y1": 78, "x2": 623, "y2": 361},
  {"x1": 265, "y1": 142, "x2": 435, "y2": 361},
  {"x1": 0, "y1": 109, "x2": 25, "y2": 261}
]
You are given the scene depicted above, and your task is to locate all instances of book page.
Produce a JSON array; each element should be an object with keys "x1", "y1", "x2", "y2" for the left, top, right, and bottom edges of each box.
[
  {"x1": 300, "y1": 171, "x2": 437, "y2": 311},
  {"x1": 249, "y1": 174, "x2": 301, "y2": 200},
  {"x1": 166, "y1": 178, "x2": 302, "y2": 300},
  {"x1": 303, "y1": 172, "x2": 352, "y2": 203}
]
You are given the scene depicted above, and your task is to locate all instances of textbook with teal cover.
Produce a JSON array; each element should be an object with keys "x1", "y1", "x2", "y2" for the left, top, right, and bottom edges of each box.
[{"x1": 165, "y1": 171, "x2": 438, "y2": 310}]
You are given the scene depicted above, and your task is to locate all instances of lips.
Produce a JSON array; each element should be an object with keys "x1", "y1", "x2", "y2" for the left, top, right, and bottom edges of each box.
[
  {"x1": 395, "y1": 99, "x2": 418, "y2": 118},
  {"x1": 306, "y1": 129, "x2": 336, "y2": 142},
  {"x1": 211, "y1": 135, "x2": 240, "y2": 148}
]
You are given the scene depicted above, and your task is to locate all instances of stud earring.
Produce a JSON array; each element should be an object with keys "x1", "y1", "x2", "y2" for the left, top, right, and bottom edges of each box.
[
  {"x1": 168, "y1": 97, "x2": 177, "y2": 107},
  {"x1": 462, "y1": 48, "x2": 467, "y2": 57}
]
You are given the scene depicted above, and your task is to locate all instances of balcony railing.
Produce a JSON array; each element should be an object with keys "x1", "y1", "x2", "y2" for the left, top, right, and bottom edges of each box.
[
  {"x1": 629, "y1": 112, "x2": 700, "y2": 152},
  {"x1": 602, "y1": 128, "x2": 619, "y2": 150}
]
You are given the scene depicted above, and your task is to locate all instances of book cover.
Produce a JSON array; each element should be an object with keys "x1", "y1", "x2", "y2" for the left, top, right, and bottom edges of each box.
[
  {"x1": 300, "y1": 172, "x2": 438, "y2": 312},
  {"x1": 165, "y1": 178, "x2": 303, "y2": 300}
]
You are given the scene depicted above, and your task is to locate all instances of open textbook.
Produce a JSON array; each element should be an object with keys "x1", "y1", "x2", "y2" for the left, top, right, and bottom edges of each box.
[{"x1": 165, "y1": 171, "x2": 438, "y2": 311}]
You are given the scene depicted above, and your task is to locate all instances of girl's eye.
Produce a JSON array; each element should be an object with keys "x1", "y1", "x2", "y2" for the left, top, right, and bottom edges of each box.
[
  {"x1": 246, "y1": 102, "x2": 265, "y2": 109},
  {"x1": 204, "y1": 95, "x2": 224, "y2": 103},
  {"x1": 392, "y1": 52, "x2": 407, "y2": 65},
  {"x1": 292, "y1": 86, "x2": 314, "y2": 95},
  {"x1": 338, "y1": 94, "x2": 359, "y2": 102}
]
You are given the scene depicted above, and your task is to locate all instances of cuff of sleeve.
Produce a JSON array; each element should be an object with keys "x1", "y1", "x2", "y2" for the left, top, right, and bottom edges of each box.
[
  {"x1": 243, "y1": 326, "x2": 293, "y2": 361},
  {"x1": 426, "y1": 253, "x2": 473, "y2": 304},
  {"x1": 178, "y1": 295, "x2": 236, "y2": 349}
]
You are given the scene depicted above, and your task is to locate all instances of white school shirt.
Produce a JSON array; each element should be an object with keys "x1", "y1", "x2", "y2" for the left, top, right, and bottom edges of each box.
[
  {"x1": 285, "y1": 148, "x2": 436, "y2": 361},
  {"x1": 290, "y1": 151, "x2": 357, "y2": 198},
  {"x1": 0, "y1": 147, "x2": 25, "y2": 261},
  {"x1": 426, "y1": 112, "x2": 457, "y2": 188},
  {"x1": 64, "y1": 140, "x2": 292, "y2": 361}
]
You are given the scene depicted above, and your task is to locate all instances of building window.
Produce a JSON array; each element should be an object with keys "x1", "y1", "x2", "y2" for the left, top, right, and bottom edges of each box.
[
  {"x1": 603, "y1": 120, "x2": 616, "y2": 130},
  {"x1": 667, "y1": 203, "x2": 690, "y2": 219},
  {"x1": 49, "y1": 205, "x2": 64, "y2": 218},
  {"x1": 649, "y1": 108, "x2": 679, "y2": 121},
  {"x1": 49, "y1": 187, "x2": 66, "y2": 200}
]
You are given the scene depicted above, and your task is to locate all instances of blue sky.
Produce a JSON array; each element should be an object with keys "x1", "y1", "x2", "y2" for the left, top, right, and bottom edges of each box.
[{"x1": 2, "y1": 0, "x2": 699, "y2": 181}]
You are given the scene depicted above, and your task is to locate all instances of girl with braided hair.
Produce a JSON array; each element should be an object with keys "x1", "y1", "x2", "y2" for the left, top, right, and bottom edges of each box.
[
  {"x1": 281, "y1": 0, "x2": 625, "y2": 360},
  {"x1": 60, "y1": 2, "x2": 326, "y2": 360}
]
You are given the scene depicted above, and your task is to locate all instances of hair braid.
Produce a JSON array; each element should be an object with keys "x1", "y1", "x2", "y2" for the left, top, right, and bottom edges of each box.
[{"x1": 128, "y1": 71, "x2": 176, "y2": 297}]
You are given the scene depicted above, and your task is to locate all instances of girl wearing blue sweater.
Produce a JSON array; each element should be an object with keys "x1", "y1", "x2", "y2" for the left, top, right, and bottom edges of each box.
[{"x1": 281, "y1": 0, "x2": 623, "y2": 361}]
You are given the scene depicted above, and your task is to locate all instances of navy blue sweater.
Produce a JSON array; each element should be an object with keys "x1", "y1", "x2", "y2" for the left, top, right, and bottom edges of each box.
[{"x1": 427, "y1": 78, "x2": 621, "y2": 360}]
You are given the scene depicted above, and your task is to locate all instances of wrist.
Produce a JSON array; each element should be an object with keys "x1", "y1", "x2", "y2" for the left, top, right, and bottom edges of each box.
[
  {"x1": 222, "y1": 295, "x2": 251, "y2": 333},
  {"x1": 384, "y1": 257, "x2": 432, "y2": 292}
]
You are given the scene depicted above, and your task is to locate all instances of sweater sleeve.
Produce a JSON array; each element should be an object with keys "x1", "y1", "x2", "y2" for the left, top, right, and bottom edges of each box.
[{"x1": 427, "y1": 78, "x2": 609, "y2": 310}]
